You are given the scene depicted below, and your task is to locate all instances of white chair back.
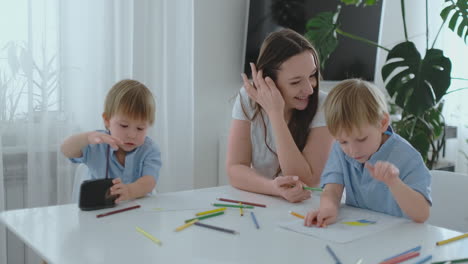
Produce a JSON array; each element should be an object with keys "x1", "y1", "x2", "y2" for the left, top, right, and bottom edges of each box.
[{"x1": 428, "y1": 170, "x2": 468, "y2": 232}]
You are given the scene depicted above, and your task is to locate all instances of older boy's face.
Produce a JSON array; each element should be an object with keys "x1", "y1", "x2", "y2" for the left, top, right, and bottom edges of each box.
[
  {"x1": 276, "y1": 51, "x2": 318, "y2": 113},
  {"x1": 335, "y1": 122, "x2": 388, "y2": 164},
  {"x1": 104, "y1": 113, "x2": 149, "y2": 152}
]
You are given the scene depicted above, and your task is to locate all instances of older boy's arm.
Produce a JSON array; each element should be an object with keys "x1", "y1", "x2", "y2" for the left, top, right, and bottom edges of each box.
[
  {"x1": 387, "y1": 180, "x2": 430, "y2": 223},
  {"x1": 127, "y1": 175, "x2": 156, "y2": 199},
  {"x1": 321, "y1": 183, "x2": 343, "y2": 208},
  {"x1": 61, "y1": 132, "x2": 92, "y2": 158}
]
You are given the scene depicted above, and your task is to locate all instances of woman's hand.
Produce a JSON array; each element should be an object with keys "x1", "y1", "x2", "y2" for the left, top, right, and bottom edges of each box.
[
  {"x1": 87, "y1": 131, "x2": 123, "y2": 150},
  {"x1": 272, "y1": 176, "x2": 311, "y2": 202},
  {"x1": 241, "y1": 63, "x2": 285, "y2": 118}
]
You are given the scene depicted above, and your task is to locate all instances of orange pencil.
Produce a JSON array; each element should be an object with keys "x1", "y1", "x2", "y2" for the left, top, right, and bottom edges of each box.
[{"x1": 289, "y1": 211, "x2": 305, "y2": 219}]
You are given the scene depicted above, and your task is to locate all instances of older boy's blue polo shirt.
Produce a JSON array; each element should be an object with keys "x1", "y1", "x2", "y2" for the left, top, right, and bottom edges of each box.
[
  {"x1": 70, "y1": 130, "x2": 162, "y2": 185},
  {"x1": 320, "y1": 127, "x2": 432, "y2": 218}
]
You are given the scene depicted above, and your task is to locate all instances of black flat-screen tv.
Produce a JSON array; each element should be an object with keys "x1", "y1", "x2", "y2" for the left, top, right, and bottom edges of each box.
[{"x1": 244, "y1": 0, "x2": 383, "y2": 81}]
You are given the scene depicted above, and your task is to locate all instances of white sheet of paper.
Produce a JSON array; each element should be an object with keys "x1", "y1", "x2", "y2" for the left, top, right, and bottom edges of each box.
[{"x1": 279, "y1": 206, "x2": 409, "y2": 243}]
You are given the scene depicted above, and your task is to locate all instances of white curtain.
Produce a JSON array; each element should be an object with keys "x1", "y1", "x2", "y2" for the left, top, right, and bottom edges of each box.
[{"x1": 0, "y1": 0, "x2": 194, "y2": 263}]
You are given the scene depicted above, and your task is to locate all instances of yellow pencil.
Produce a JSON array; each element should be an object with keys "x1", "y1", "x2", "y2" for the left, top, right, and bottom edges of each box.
[
  {"x1": 239, "y1": 202, "x2": 244, "y2": 216},
  {"x1": 136, "y1": 226, "x2": 162, "y2": 246},
  {"x1": 195, "y1": 207, "x2": 226, "y2": 216},
  {"x1": 289, "y1": 211, "x2": 305, "y2": 219},
  {"x1": 175, "y1": 219, "x2": 199, "y2": 232},
  {"x1": 436, "y1": 233, "x2": 468, "y2": 246}
]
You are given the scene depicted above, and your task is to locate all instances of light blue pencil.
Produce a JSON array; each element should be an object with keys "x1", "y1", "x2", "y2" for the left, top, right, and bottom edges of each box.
[
  {"x1": 413, "y1": 255, "x2": 432, "y2": 264},
  {"x1": 250, "y1": 211, "x2": 260, "y2": 229},
  {"x1": 326, "y1": 245, "x2": 342, "y2": 264}
]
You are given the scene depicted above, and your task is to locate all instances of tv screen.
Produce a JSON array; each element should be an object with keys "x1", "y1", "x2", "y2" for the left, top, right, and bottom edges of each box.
[{"x1": 244, "y1": 0, "x2": 383, "y2": 81}]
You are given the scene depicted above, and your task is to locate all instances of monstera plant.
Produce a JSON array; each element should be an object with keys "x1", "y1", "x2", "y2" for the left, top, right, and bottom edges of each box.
[{"x1": 305, "y1": 0, "x2": 468, "y2": 169}]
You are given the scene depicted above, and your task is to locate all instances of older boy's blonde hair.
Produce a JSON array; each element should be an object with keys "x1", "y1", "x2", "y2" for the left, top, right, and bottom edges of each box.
[
  {"x1": 104, "y1": 79, "x2": 155, "y2": 125},
  {"x1": 323, "y1": 79, "x2": 388, "y2": 136}
]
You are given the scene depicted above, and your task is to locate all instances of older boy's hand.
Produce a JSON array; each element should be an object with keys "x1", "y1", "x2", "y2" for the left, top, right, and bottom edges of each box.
[
  {"x1": 111, "y1": 178, "x2": 131, "y2": 203},
  {"x1": 365, "y1": 161, "x2": 400, "y2": 186},
  {"x1": 87, "y1": 131, "x2": 123, "y2": 150},
  {"x1": 273, "y1": 176, "x2": 311, "y2": 203},
  {"x1": 304, "y1": 205, "x2": 338, "y2": 227}
]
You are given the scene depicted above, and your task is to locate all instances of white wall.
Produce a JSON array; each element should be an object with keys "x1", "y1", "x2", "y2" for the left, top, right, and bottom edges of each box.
[{"x1": 193, "y1": 0, "x2": 249, "y2": 188}]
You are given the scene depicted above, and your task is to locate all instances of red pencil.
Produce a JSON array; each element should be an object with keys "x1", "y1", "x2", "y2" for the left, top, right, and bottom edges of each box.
[
  {"x1": 380, "y1": 251, "x2": 420, "y2": 264},
  {"x1": 96, "y1": 205, "x2": 141, "y2": 218},
  {"x1": 217, "y1": 198, "x2": 266, "y2": 208}
]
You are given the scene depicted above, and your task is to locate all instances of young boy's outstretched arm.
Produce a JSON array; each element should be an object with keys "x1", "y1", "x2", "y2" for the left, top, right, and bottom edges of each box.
[
  {"x1": 304, "y1": 183, "x2": 344, "y2": 227},
  {"x1": 61, "y1": 131, "x2": 123, "y2": 158},
  {"x1": 366, "y1": 161, "x2": 430, "y2": 223}
]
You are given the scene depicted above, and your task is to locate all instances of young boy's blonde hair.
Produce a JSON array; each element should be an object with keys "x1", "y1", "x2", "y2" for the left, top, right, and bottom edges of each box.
[
  {"x1": 323, "y1": 79, "x2": 388, "y2": 136},
  {"x1": 104, "y1": 79, "x2": 155, "y2": 125}
]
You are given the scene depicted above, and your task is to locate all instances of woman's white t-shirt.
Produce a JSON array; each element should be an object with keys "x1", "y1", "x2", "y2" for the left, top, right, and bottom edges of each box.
[{"x1": 232, "y1": 87, "x2": 327, "y2": 179}]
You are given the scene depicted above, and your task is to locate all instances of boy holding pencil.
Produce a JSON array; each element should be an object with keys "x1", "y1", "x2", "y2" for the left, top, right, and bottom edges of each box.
[{"x1": 305, "y1": 79, "x2": 432, "y2": 227}]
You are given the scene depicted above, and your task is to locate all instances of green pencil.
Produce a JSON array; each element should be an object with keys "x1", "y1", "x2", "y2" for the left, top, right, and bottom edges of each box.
[
  {"x1": 212, "y1": 203, "x2": 254, "y2": 209},
  {"x1": 303, "y1": 186, "x2": 323, "y2": 191},
  {"x1": 432, "y1": 258, "x2": 468, "y2": 264},
  {"x1": 185, "y1": 211, "x2": 225, "y2": 223}
]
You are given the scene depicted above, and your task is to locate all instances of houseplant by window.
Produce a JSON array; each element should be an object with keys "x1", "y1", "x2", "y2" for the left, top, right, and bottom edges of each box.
[{"x1": 305, "y1": 0, "x2": 468, "y2": 169}]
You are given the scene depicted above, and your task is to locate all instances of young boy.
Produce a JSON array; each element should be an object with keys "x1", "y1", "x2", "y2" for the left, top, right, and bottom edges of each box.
[
  {"x1": 305, "y1": 79, "x2": 431, "y2": 227},
  {"x1": 61, "y1": 79, "x2": 161, "y2": 203}
]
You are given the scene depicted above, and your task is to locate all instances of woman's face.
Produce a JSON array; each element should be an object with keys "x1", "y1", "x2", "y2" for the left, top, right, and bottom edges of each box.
[{"x1": 275, "y1": 51, "x2": 318, "y2": 112}]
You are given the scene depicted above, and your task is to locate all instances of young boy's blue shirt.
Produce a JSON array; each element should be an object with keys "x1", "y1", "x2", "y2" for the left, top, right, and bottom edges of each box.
[
  {"x1": 70, "y1": 130, "x2": 162, "y2": 184},
  {"x1": 320, "y1": 127, "x2": 432, "y2": 218}
]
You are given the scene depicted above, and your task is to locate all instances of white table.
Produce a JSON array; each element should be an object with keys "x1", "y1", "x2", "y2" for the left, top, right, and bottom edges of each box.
[{"x1": 1, "y1": 186, "x2": 467, "y2": 264}]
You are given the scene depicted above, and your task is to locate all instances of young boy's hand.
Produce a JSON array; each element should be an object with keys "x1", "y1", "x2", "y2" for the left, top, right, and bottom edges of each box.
[
  {"x1": 304, "y1": 205, "x2": 338, "y2": 227},
  {"x1": 365, "y1": 161, "x2": 400, "y2": 186},
  {"x1": 273, "y1": 176, "x2": 311, "y2": 203},
  {"x1": 87, "y1": 131, "x2": 123, "y2": 150},
  {"x1": 111, "y1": 178, "x2": 131, "y2": 203}
]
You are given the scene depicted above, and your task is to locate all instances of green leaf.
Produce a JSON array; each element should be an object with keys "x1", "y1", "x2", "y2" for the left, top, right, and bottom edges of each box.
[
  {"x1": 340, "y1": 0, "x2": 379, "y2": 6},
  {"x1": 440, "y1": 0, "x2": 468, "y2": 43},
  {"x1": 304, "y1": 8, "x2": 341, "y2": 70},
  {"x1": 381, "y1": 42, "x2": 451, "y2": 116}
]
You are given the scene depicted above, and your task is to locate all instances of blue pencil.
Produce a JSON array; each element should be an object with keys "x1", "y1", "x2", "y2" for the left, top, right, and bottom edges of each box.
[
  {"x1": 413, "y1": 255, "x2": 432, "y2": 264},
  {"x1": 326, "y1": 245, "x2": 342, "y2": 264},
  {"x1": 383, "y1": 245, "x2": 421, "y2": 261},
  {"x1": 250, "y1": 211, "x2": 260, "y2": 229}
]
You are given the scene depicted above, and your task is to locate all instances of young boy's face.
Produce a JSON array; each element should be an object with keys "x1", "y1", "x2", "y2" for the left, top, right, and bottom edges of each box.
[
  {"x1": 104, "y1": 113, "x2": 149, "y2": 152},
  {"x1": 335, "y1": 117, "x2": 389, "y2": 163}
]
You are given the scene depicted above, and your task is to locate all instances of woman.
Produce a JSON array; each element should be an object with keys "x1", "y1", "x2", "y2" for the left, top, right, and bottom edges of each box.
[{"x1": 226, "y1": 29, "x2": 334, "y2": 203}]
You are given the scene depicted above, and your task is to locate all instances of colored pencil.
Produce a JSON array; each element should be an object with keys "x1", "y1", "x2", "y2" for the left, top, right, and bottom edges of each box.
[
  {"x1": 251, "y1": 211, "x2": 260, "y2": 229},
  {"x1": 194, "y1": 222, "x2": 238, "y2": 234},
  {"x1": 212, "y1": 203, "x2": 254, "y2": 209},
  {"x1": 175, "y1": 219, "x2": 199, "y2": 232},
  {"x1": 326, "y1": 245, "x2": 343, "y2": 264},
  {"x1": 135, "y1": 226, "x2": 162, "y2": 246},
  {"x1": 185, "y1": 211, "x2": 224, "y2": 223},
  {"x1": 303, "y1": 186, "x2": 323, "y2": 191},
  {"x1": 380, "y1": 251, "x2": 420, "y2": 264},
  {"x1": 413, "y1": 255, "x2": 432, "y2": 264},
  {"x1": 436, "y1": 233, "x2": 468, "y2": 246},
  {"x1": 289, "y1": 211, "x2": 305, "y2": 219},
  {"x1": 96, "y1": 205, "x2": 141, "y2": 218},
  {"x1": 195, "y1": 207, "x2": 226, "y2": 216},
  {"x1": 239, "y1": 203, "x2": 244, "y2": 216},
  {"x1": 217, "y1": 198, "x2": 266, "y2": 208},
  {"x1": 432, "y1": 258, "x2": 468, "y2": 264},
  {"x1": 382, "y1": 246, "x2": 421, "y2": 261}
]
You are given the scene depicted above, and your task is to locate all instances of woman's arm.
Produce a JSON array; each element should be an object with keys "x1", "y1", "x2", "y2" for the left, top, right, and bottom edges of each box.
[
  {"x1": 271, "y1": 120, "x2": 334, "y2": 187},
  {"x1": 226, "y1": 119, "x2": 310, "y2": 202}
]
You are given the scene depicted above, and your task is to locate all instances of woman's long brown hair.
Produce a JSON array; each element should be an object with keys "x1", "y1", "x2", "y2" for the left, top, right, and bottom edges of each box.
[{"x1": 240, "y1": 28, "x2": 321, "y2": 176}]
